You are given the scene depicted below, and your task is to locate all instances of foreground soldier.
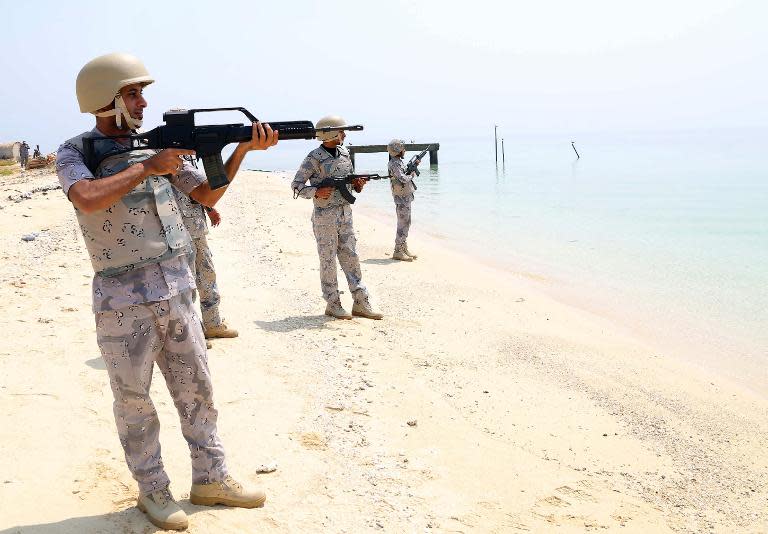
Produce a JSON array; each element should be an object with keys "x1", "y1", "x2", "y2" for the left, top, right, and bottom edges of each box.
[
  {"x1": 291, "y1": 115, "x2": 383, "y2": 320},
  {"x1": 55, "y1": 53, "x2": 277, "y2": 530},
  {"x1": 173, "y1": 188, "x2": 238, "y2": 340},
  {"x1": 387, "y1": 139, "x2": 418, "y2": 261}
]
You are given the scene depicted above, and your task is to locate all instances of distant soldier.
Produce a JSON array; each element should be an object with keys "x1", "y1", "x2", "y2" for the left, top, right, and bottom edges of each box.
[
  {"x1": 173, "y1": 186, "x2": 238, "y2": 341},
  {"x1": 33, "y1": 145, "x2": 41, "y2": 158},
  {"x1": 291, "y1": 115, "x2": 383, "y2": 320},
  {"x1": 19, "y1": 141, "x2": 29, "y2": 169},
  {"x1": 387, "y1": 139, "x2": 418, "y2": 261}
]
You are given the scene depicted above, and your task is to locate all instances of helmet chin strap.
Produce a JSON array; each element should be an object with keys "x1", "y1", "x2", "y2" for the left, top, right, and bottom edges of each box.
[{"x1": 94, "y1": 94, "x2": 142, "y2": 130}]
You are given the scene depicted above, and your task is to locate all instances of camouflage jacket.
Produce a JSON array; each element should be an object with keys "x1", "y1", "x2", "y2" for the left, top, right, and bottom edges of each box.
[{"x1": 291, "y1": 145, "x2": 355, "y2": 209}]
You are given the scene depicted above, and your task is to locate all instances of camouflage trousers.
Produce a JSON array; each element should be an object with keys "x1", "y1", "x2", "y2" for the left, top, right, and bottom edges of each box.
[
  {"x1": 394, "y1": 198, "x2": 412, "y2": 247},
  {"x1": 191, "y1": 234, "x2": 221, "y2": 329},
  {"x1": 95, "y1": 290, "x2": 227, "y2": 495},
  {"x1": 311, "y1": 204, "x2": 368, "y2": 304}
]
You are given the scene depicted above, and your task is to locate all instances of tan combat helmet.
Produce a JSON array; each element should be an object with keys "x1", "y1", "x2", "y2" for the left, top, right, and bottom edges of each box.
[
  {"x1": 76, "y1": 52, "x2": 154, "y2": 130},
  {"x1": 387, "y1": 139, "x2": 405, "y2": 157},
  {"x1": 316, "y1": 115, "x2": 348, "y2": 142}
]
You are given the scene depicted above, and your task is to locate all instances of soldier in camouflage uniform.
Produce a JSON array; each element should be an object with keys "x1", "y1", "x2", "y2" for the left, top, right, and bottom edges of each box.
[
  {"x1": 387, "y1": 139, "x2": 418, "y2": 261},
  {"x1": 56, "y1": 53, "x2": 277, "y2": 531},
  {"x1": 291, "y1": 115, "x2": 383, "y2": 320},
  {"x1": 19, "y1": 141, "x2": 29, "y2": 169},
  {"x1": 173, "y1": 187, "x2": 238, "y2": 340}
]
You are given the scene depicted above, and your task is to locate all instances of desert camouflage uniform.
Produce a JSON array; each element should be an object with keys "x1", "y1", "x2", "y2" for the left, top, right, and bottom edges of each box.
[
  {"x1": 173, "y1": 189, "x2": 222, "y2": 329},
  {"x1": 388, "y1": 156, "x2": 415, "y2": 247},
  {"x1": 56, "y1": 134, "x2": 228, "y2": 495},
  {"x1": 19, "y1": 142, "x2": 29, "y2": 169},
  {"x1": 291, "y1": 145, "x2": 368, "y2": 304},
  {"x1": 95, "y1": 292, "x2": 225, "y2": 494}
]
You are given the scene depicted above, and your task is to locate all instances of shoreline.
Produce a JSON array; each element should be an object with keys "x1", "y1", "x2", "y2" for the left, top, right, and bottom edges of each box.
[
  {"x1": 0, "y1": 168, "x2": 766, "y2": 532},
  {"x1": 269, "y1": 169, "x2": 767, "y2": 399}
]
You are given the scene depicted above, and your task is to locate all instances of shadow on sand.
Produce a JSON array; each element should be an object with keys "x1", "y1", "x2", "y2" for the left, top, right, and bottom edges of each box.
[
  {"x1": 362, "y1": 258, "x2": 397, "y2": 266},
  {"x1": 254, "y1": 314, "x2": 334, "y2": 333},
  {"x1": 1, "y1": 500, "x2": 248, "y2": 533},
  {"x1": 85, "y1": 357, "x2": 106, "y2": 370}
]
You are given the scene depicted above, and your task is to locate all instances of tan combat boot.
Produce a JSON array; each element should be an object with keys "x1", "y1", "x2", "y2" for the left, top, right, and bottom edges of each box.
[
  {"x1": 190, "y1": 475, "x2": 266, "y2": 508},
  {"x1": 352, "y1": 293, "x2": 384, "y2": 320},
  {"x1": 206, "y1": 340, "x2": 212, "y2": 349},
  {"x1": 325, "y1": 300, "x2": 352, "y2": 320},
  {"x1": 137, "y1": 487, "x2": 188, "y2": 530},
  {"x1": 204, "y1": 323, "x2": 239, "y2": 339},
  {"x1": 392, "y1": 244, "x2": 412, "y2": 261},
  {"x1": 404, "y1": 242, "x2": 418, "y2": 259}
]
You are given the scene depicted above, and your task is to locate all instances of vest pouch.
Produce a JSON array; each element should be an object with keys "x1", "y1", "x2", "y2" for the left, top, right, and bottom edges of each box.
[{"x1": 72, "y1": 145, "x2": 191, "y2": 277}]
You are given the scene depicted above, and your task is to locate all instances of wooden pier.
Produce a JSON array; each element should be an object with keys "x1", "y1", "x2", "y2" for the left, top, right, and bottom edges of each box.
[{"x1": 348, "y1": 143, "x2": 440, "y2": 169}]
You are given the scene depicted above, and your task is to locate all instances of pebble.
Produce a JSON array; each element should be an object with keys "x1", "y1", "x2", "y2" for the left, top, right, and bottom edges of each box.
[
  {"x1": 21, "y1": 233, "x2": 38, "y2": 242},
  {"x1": 407, "y1": 419, "x2": 417, "y2": 427},
  {"x1": 255, "y1": 462, "x2": 278, "y2": 474}
]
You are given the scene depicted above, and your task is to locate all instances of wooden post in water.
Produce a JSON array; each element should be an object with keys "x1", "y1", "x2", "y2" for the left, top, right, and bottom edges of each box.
[
  {"x1": 494, "y1": 125, "x2": 498, "y2": 165},
  {"x1": 571, "y1": 141, "x2": 580, "y2": 159},
  {"x1": 502, "y1": 138, "x2": 505, "y2": 167}
]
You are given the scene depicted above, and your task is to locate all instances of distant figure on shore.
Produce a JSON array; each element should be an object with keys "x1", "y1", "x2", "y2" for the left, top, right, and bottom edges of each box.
[
  {"x1": 19, "y1": 141, "x2": 29, "y2": 169},
  {"x1": 54, "y1": 52, "x2": 276, "y2": 530},
  {"x1": 387, "y1": 139, "x2": 418, "y2": 261},
  {"x1": 292, "y1": 115, "x2": 383, "y2": 320},
  {"x1": 32, "y1": 144, "x2": 41, "y2": 158},
  {"x1": 173, "y1": 187, "x2": 238, "y2": 343}
]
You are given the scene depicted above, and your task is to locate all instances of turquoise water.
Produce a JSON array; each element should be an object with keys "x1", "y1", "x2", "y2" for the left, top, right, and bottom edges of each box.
[{"x1": 247, "y1": 129, "x2": 768, "y2": 390}]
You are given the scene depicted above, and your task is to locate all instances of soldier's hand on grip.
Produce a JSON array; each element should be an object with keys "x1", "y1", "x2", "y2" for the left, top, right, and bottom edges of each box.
[
  {"x1": 145, "y1": 149, "x2": 196, "y2": 176},
  {"x1": 241, "y1": 122, "x2": 278, "y2": 151},
  {"x1": 315, "y1": 187, "x2": 334, "y2": 200},
  {"x1": 352, "y1": 177, "x2": 366, "y2": 193}
]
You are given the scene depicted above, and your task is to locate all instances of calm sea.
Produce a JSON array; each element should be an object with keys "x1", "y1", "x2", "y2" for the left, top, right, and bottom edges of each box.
[{"x1": 246, "y1": 128, "x2": 768, "y2": 393}]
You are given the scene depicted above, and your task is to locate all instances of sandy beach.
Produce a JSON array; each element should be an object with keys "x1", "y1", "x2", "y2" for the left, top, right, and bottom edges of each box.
[{"x1": 0, "y1": 166, "x2": 766, "y2": 533}]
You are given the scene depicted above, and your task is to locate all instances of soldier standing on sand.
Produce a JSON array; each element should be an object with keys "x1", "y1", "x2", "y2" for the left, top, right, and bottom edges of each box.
[
  {"x1": 55, "y1": 52, "x2": 277, "y2": 531},
  {"x1": 387, "y1": 139, "x2": 418, "y2": 261},
  {"x1": 19, "y1": 141, "x2": 29, "y2": 169},
  {"x1": 291, "y1": 115, "x2": 383, "y2": 320},
  {"x1": 173, "y1": 187, "x2": 238, "y2": 342}
]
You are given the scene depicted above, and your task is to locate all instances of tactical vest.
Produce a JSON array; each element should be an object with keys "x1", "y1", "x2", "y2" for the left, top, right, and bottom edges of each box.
[
  {"x1": 65, "y1": 131, "x2": 192, "y2": 277},
  {"x1": 388, "y1": 158, "x2": 415, "y2": 198},
  {"x1": 173, "y1": 187, "x2": 208, "y2": 239},
  {"x1": 311, "y1": 146, "x2": 354, "y2": 209}
]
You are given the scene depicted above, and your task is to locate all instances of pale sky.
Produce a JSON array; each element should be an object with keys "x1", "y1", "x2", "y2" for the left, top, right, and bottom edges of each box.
[{"x1": 1, "y1": 0, "x2": 766, "y2": 154}]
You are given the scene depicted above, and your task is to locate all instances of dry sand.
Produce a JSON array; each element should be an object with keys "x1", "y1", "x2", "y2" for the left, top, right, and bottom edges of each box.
[{"x1": 0, "y1": 167, "x2": 766, "y2": 533}]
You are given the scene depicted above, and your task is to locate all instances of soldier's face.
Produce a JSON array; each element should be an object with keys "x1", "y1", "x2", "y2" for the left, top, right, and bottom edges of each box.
[{"x1": 119, "y1": 83, "x2": 148, "y2": 122}]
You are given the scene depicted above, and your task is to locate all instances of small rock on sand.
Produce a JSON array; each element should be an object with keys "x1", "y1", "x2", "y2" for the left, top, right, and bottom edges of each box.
[{"x1": 255, "y1": 461, "x2": 278, "y2": 474}]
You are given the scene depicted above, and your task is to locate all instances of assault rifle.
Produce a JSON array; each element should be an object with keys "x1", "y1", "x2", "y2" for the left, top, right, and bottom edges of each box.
[
  {"x1": 404, "y1": 145, "x2": 432, "y2": 176},
  {"x1": 82, "y1": 107, "x2": 364, "y2": 190},
  {"x1": 295, "y1": 173, "x2": 389, "y2": 204}
]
